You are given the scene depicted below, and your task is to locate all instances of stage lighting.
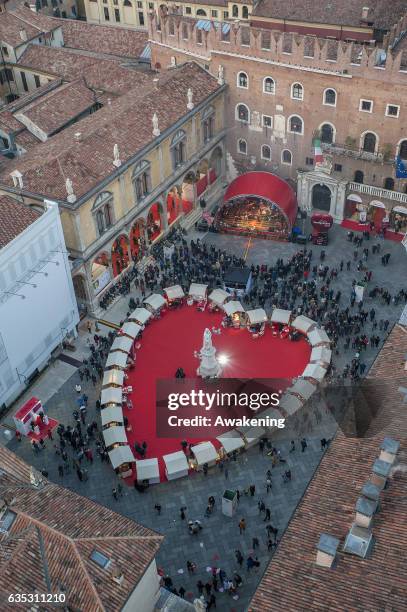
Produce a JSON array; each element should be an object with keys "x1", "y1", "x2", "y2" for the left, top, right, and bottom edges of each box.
[{"x1": 218, "y1": 354, "x2": 228, "y2": 365}]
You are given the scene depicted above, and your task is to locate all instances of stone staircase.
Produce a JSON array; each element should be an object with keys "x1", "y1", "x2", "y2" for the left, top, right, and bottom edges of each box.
[
  {"x1": 179, "y1": 207, "x2": 202, "y2": 231},
  {"x1": 136, "y1": 254, "x2": 156, "y2": 274}
]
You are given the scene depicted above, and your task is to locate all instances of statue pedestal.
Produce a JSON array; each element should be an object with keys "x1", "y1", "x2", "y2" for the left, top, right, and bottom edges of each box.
[{"x1": 196, "y1": 327, "x2": 222, "y2": 378}]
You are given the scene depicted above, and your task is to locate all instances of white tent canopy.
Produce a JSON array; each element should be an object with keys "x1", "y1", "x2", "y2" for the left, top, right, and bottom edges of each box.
[
  {"x1": 236, "y1": 424, "x2": 266, "y2": 446},
  {"x1": 163, "y1": 451, "x2": 189, "y2": 480},
  {"x1": 347, "y1": 193, "x2": 363, "y2": 203},
  {"x1": 369, "y1": 200, "x2": 385, "y2": 208},
  {"x1": 101, "y1": 387, "x2": 122, "y2": 406},
  {"x1": 279, "y1": 393, "x2": 303, "y2": 415},
  {"x1": 164, "y1": 285, "x2": 185, "y2": 300},
  {"x1": 302, "y1": 363, "x2": 327, "y2": 381},
  {"x1": 111, "y1": 335, "x2": 133, "y2": 354},
  {"x1": 271, "y1": 308, "x2": 292, "y2": 324},
  {"x1": 129, "y1": 307, "x2": 152, "y2": 325},
  {"x1": 102, "y1": 369, "x2": 124, "y2": 388},
  {"x1": 101, "y1": 405, "x2": 124, "y2": 427},
  {"x1": 136, "y1": 457, "x2": 160, "y2": 483},
  {"x1": 191, "y1": 441, "x2": 218, "y2": 466},
  {"x1": 247, "y1": 308, "x2": 268, "y2": 325},
  {"x1": 311, "y1": 346, "x2": 332, "y2": 364},
  {"x1": 121, "y1": 322, "x2": 141, "y2": 339},
  {"x1": 108, "y1": 445, "x2": 134, "y2": 469},
  {"x1": 308, "y1": 328, "x2": 330, "y2": 346},
  {"x1": 189, "y1": 283, "x2": 208, "y2": 300},
  {"x1": 288, "y1": 379, "x2": 316, "y2": 401},
  {"x1": 216, "y1": 431, "x2": 245, "y2": 454},
  {"x1": 144, "y1": 293, "x2": 166, "y2": 312},
  {"x1": 393, "y1": 205, "x2": 407, "y2": 214},
  {"x1": 103, "y1": 426, "x2": 127, "y2": 447},
  {"x1": 105, "y1": 352, "x2": 129, "y2": 369},
  {"x1": 292, "y1": 315, "x2": 315, "y2": 334},
  {"x1": 209, "y1": 288, "x2": 230, "y2": 306},
  {"x1": 223, "y1": 300, "x2": 245, "y2": 316}
]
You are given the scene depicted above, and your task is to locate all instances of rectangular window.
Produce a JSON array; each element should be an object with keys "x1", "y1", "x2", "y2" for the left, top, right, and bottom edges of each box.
[
  {"x1": 334, "y1": 163, "x2": 342, "y2": 172},
  {"x1": 103, "y1": 6, "x2": 109, "y2": 19},
  {"x1": 185, "y1": 6, "x2": 191, "y2": 14},
  {"x1": 221, "y1": 29, "x2": 230, "y2": 43},
  {"x1": 359, "y1": 99, "x2": 373, "y2": 112},
  {"x1": 137, "y1": 0, "x2": 142, "y2": 6},
  {"x1": 34, "y1": 74, "x2": 41, "y2": 88},
  {"x1": 113, "y1": 0, "x2": 118, "y2": 4},
  {"x1": 2, "y1": 46, "x2": 8, "y2": 57},
  {"x1": 20, "y1": 71, "x2": 28, "y2": 92},
  {"x1": 90, "y1": 550, "x2": 110, "y2": 568},
  {"x1": 223, "y1": 11, "x2": 228, "y2": 18},
  {"x1": 5, "y1": 68, "x2": 14, "y2": 81},
  {"x1": 139, "y1": 12, "x2": 144, "y2": 25},
  {"x1": 261, "y1": 32, "x2": 271, "y2": 50},
  {"x1": 182, "y1": 24, "x2": 188, "y2": 40},
  {"x1": 149, "y1": 2, "x2": 153, "y2": 8},
  {"x1": 241, "y1": 27, "x2": 250, "y2": 46},
  {"x1": 262, "y1": 115, "x2": 272, "y2": 128},
  {"x1": 385, "y1": 104, "x2": 400, "y2": 118},
  {"x1": 114, "y1": 8, "x2": 120, "y2": 21},
  {"x1": 305, "y1": 157, "x2": 314, "y2": 166},
  {"x1": 197, "y1": 30, "x2": 202, "y2": 44},
  {"x1": 211, "y1": 9, "x2": 218, "y2": 17}
]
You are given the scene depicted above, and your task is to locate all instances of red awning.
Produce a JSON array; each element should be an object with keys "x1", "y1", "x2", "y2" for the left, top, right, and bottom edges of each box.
[{"x1": 223, "y1": 172, "x2": 298, "y2": 228}]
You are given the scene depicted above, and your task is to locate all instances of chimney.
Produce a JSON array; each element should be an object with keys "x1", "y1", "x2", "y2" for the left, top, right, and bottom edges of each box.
[
  {"x1": 343, "y1": 523, "x2": 373, "y2": 558},
  {"x1": 379, "y1": 437, "x2": 399, "y2": 465},
  {"x1": 316, "y1": 534, "x2": 340, "y2": 568},
  {"x1": 112, "y1": 568, "x2": 124, "y2": 585},
  {"x1": 362, "y1": 7, "x2": 369, "y2": 20},
  {"x1": 361, "y1": 480, "x2": 381, "y2": 504},
  {"x1": 74, "y1": 132, "x2": 81, "y2": 142},
  {"x1": 355, "y1": 496, "x2": 377, "y2": 529},
  {"x1": 10, "y1": 169, "x2": 23, "y2": 189},
  {"x1": 371, "y1": 458, "x2": 392, "y2": 489},
  {"x1": 19, "y1": 29, "x2": 27, "y2": 41}
]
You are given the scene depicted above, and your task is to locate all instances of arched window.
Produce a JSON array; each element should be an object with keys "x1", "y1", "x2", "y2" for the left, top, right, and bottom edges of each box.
[
  {"x1": 236, "y1": 103, "x2": 249, "y2": 123},
  {"x1": 202, "y1": 105, "x2": 215, "y2": 143},
  {"x1": 263, "y1": 77, "x2": 275, "y2": 94},
  {"x1": 237, "y1": 71, "x2": 248, "y2": 88},
  {"x1": 238, "y1": 138, "x2": 247, "y2": 154},
  {"x1": 182, "y1": 23, "x2": 188, "y2": 40},
  {"x1": 323, "y1": 88, "x2": 336, "y2": 106},
  {"x1": 196, "y1": 8, "x2": 206, "y2": 16},
  {"x1": 282, "y1": 149, "x2": 292, "y2": 165},
  {"x1": 242, "y1": 5, "x2": 248, "y2": 18},
  {"x1": 384, "y1": 177, "x2": 394, "y2": 190},
  {"x1": 320, "y1": 123, "x2": 335, "y2": 144},
  {"x1": 362, "y1": 132, "x2": 377, "y2": 153},
  {"x1": 232, "y1": 4, "x2": 238, "y2": 17},
  {"x1": 169, "y1": 19, "x2": 175, "y2": 35},
  {"x1": 399, "y1": 140, "x2": 407, "y2": 160},
  {"x1": 132, "y1": 160, "x2": 151, "y2": 203},
  {"x1": 261, "y1": 144, "x2": 271, "y2": 160},
  {"x1": 354, "y1": 170, "x2": 364, "y2": 184},
  {"x1": 171, "y1": 129, "x2": 186, "y2": 169},
  {"x1": 288, "y1": 115, "x2": 303, "y2": 134},
  {"x1": 291, "y1": 82, "x2": 304, "y2": 100},
  {"x1": 123, "y1": 0, "x2": 132, "y2": 5},
  {"x1": 93, "y1": 191, "x2": 114, "y2": 235}
]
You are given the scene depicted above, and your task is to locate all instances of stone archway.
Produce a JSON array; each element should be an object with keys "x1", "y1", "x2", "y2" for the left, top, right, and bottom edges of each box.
[
  {"x1": 130, "y1": 218, "x2": 146, "y2": 261},
  {"x1": 312, "y1": 184, "x2": 332, "y2": 212},
  {"x1": 73, "y1": 274, "x2": 88, "y2": 305},
  {"x1": 91, "y1": 252, "x2": 111, "y2": 295},
  {"x1": 166, "y1": 187, "x2": 182, "y2": 225},
  {"x1": 209, "y1": 146, "x2": 223, "y2": 180},
  {"x1": 147, "y1": 202, "x2": 163, "y2": 242},
  {"x1": 111, "y1": 235, "x2": 130, "y2": 277}
]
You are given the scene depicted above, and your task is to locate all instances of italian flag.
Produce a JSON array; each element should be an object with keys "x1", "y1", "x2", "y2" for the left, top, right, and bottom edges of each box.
[{"x1": 313, "y1": 138, "x2": 323, "y2": 164}]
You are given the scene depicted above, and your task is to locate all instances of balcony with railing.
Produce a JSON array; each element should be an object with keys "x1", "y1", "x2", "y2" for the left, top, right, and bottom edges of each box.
[
  {"x1": 321, "y1": 141, "x2": 394, "y2": 164},
  {"x1": 348, "y1": 182, "x2": 407, "y2": 204}
]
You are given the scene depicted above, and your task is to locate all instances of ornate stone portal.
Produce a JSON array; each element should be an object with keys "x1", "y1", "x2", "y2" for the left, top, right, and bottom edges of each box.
[{"x1": 196, "y1": 328, "x2": 222, "y2": 378}]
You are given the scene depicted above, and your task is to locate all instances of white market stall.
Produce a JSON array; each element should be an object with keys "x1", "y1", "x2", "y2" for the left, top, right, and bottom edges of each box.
[
  {"x1": 105, "y1": 352, "x2": 129, "y2": 369},
  {"x1": 111, "y1": 335, "x2": 134, "y2": 354},
  {"x1": 223, "y1": 300, "x2": 245, "y2": 316},
  {"x1": 288, "y1": 379, "x2": 316, "y2": 401},
  {"x1": 191, "y1": 441, "x2": 218, "y2": 468},
  {"x1": 108, "y1": 445, "x2": 134, "y2": 478},
  {"x1": 101, "y1": 387, "x2": 123, "y2": 407},
  {"x1": 163, "y1": 451, "x2": 189, "y2": 480},
  {"x1": 278, "y1": 393, "x2": 303, "y2": 415},
  {"x1": 136, "y1": 457, "x2": 160, "y2": 484},
  {"x1": 102, "y1": 369, "x2": 124, "y2": 388},
  {"x1": 308, "y1": 328, "x2": 330, "y2": 347},
  {"x1": 121, "y1": 322, "x2": 141, "y2": 339},
  {"x1": 311, "y1": 346, "x2": 332, "y2": 365},
  {"x1": 236, "y1": 424, "x2": 266, "y2": 448},
  {"x1": 188, "y1": 283, "x2": 208, "y2": 301},
  {"x1": 101, "y1": 405, "x2": 124, "y2": 427},
  {"x1": 301, "y1": 363, "x2": 327, "y2": 382},
  {"x1": 270, "y1": 309, "x2": 292, "y2": 325},
  {"x1": 164, "y1": 285, "x2": 185, "y2": 301},
  {"x1": 216, "y1": 430, "x2": 245, "y2": 455},
  {"x1": 209, "y1": 288, "x2": 230, "y2": 308},
  {"x1": 292, "y1": 315, "x2": 315, "y2": 334},
  {"x1": 246, "y1": 308, "x2": 268, "y2": 325},
  {"x1": 129, "y1": 307, "x2": 152, "y2": 325},
  {"x1": 103, "y1": 425, "x2": 127, "y2": 448},
  {"x1": 144, "y1": 293, "x2": 167, "y2": 313}
]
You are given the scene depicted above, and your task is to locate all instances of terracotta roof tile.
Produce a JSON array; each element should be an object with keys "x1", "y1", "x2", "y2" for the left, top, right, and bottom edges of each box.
[
  {"x1": 0, "y1": 195, "x2": 41, "y2": 247},
  {"x1": 250, "y1": 324, "x2": 407, "y2": 611}
]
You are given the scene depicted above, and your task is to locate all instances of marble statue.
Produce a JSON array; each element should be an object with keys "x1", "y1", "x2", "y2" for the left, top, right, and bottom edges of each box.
[
  {"x1": 152, "y1": 113, "x2": 160, "y2": 136},
  {"x1": 196, "y1": 327, "x2": 222, "y2": 378},
  {"x1": 217, "y1": 64, "x2": 224, "y2": 85},
  {"x1": 65, "y1": 178, "x2": 76, "y2": 203},
  {"x1": 113, "y1": 143, "x2": 121, "y2": 167},
  {"x1": 187, "y1": 87, "x2": 194, "y2": 110}
]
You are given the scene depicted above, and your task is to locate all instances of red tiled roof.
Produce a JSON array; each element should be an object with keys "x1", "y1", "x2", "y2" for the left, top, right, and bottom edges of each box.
[
  {"x1": 252, "y1": 0, "x2": 407, "y2": 29},
  {"x1": 0, "y1": 195, "x2": 41, "y2": 247},
  {"x1": 15, "y1": 79, "x2": 97, "y2": 138},
  {"x1": 0, "y1": 11, "x2": 41, "y2": 47},
  {"x1": 0, "y1": 447, "x2": 163, "y2": 612},
  {"x1": 0, "y1": 62, "x2": 221, "y2": 202},
  {"x1": 250, "y1": 323, "x2": 407, "y2": 611}
]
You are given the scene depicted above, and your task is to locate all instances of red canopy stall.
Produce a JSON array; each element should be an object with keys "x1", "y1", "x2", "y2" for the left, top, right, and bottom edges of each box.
[{"x1": 214, "y1": 172, "x2": 298, "y2": 241}]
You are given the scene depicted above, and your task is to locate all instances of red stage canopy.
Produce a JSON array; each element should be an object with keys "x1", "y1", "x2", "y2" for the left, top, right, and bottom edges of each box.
[{"x1": 223, "y1": 172, "x2": 298, "y2": 228}]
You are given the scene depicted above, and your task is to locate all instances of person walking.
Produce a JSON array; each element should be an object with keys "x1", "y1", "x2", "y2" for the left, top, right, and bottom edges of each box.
[
  {"x1": 252, "y1": 536, "x2": 259, "y2": 550},
  {"x1": 238, "y1": 518, "x2": 246, "y2": 534},
  {"x1": 197, "y1": 580, "x2": 204, "y2": 596},
  {"x1": 263, "y1": 508, "x2": 271, "y2": 522},
  {"x1": 235, "y1": 549, "x2": 244, "y2": 567},
  {"x1": 301, "y1": 438, "x2": 307, "y2": 452}
]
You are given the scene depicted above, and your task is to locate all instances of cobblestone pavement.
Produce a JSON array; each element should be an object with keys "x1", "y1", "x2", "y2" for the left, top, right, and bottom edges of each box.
[{"x1": 3, "y1": 223, "x2": 407, "y2": 611}]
